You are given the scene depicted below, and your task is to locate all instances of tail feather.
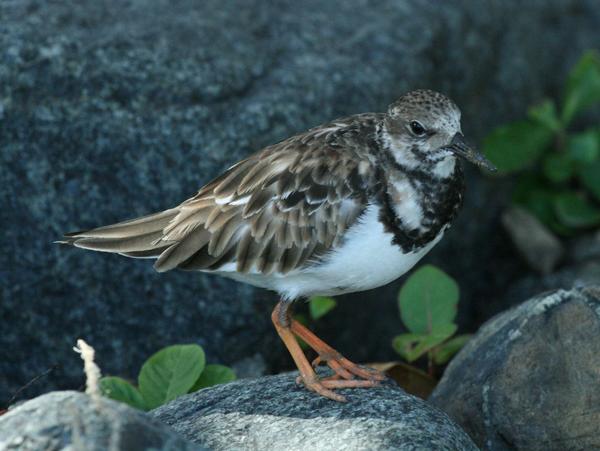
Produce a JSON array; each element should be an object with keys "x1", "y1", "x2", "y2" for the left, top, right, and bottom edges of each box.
[
  {"x1": 70, "y1": 231, "x2": 165, "y2": 253},
  {"x1": 61, "y1": 209, "x2": 179, "y2": 258},
  {"x1": 64, "y1": 209, "x2": 178, "y2": 240},
  {"x1": 121, "y1": 247, "x2": 171, "y2": 259},
  {"x1": 154, "y1": 228, "x2": 211, "y2": 272}
]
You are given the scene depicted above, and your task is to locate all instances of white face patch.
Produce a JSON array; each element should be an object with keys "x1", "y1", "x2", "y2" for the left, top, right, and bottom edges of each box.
[
  {"x1": 380, "y1": 128, "x2": 420, "y2": 169},
  {"x1": 389, "y1": 177, "x2": 423, "y2": 230},
  {"x1": 432, "y1": 156, "x2": 457, "y2": 178},
  {"x1": 383, "y1": 96, "x2": 464, "y2": 176}
]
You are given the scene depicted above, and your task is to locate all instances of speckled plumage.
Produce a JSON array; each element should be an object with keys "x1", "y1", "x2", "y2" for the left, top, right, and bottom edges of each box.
[
  {"x1": 62, "y1": 89, "x2": 496, "y2": 401},
  {"x1": 63, "y1": 90, "x2": 483, "y2": 301}
]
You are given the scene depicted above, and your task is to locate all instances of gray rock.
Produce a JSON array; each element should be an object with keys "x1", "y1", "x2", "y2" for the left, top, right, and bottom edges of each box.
[
  {"x1": 151, "y1": 372, "x2": 478, "y2": 451},
  {"x1": 429, "y1": 286, "x2": 600, "y2": 450},
  {"x1": 501, "y1": 206, "x2": 564, "y2": 274},
  {"x1": 2, "y1": 0, "x2": 600, "y2": 399},
  {"x1": 0, "y1": 391, "x2": 204, "y2": 451}
]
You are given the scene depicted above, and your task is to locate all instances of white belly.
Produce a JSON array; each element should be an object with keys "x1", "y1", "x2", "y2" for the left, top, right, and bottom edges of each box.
[{"x1": 218, "y1": 203, "x2": 444, "y2": 300}]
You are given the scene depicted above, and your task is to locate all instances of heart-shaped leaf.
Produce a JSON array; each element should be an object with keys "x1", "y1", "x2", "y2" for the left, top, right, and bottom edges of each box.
[
  {"x1": 191, "y1": 364, "x2": 236, "y2": 392},
  {"x1": 138, "y1": 344, "x2": 205, "y2": 409},
  {"x1": 398, "y1": 265, "x2": 459, "y2": 334},
  {"x1": 100, "y1": 376, "x2": 147, "y2": 410}
]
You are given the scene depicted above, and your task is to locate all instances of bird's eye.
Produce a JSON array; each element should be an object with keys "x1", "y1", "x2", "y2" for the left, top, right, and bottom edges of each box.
[{"x1": 409, "y1": 121, "x2": 426, "y2": 136}]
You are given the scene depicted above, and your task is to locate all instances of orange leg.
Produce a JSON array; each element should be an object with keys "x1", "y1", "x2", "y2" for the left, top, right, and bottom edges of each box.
[
  {"x1": 271, "y1": 300, "x2": 384, "y2": 402},
  {"x1": 290, "y1": 316, "x2": 386, "y2": 382}
]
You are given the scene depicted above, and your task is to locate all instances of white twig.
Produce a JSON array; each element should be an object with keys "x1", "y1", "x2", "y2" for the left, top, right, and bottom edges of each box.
[{"x1": 73, "y1": 339, "x2": 102, "y2": 401}]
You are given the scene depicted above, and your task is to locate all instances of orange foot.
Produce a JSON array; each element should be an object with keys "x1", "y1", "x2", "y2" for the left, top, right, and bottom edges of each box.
[{"x1": 272, "y1": 301, "x2": 386, "y2": 402}]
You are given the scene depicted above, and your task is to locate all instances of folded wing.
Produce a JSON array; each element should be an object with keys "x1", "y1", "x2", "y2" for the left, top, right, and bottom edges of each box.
[{"x1": 63, "y1": 120, "x2": 377, "y2": 275}]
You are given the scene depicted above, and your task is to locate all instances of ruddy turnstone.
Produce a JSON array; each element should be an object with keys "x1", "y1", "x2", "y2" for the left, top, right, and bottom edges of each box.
[{"x1": 62, "y1": 89, "x2": 495, "y2": 402}]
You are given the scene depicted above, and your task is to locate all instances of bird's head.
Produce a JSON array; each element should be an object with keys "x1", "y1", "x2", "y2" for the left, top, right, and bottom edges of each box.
[{"x1": 383, "y1": 89, "x2": 496, "y2": 174}]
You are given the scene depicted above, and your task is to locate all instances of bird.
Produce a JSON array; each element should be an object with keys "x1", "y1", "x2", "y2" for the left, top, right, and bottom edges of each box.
[{"x1": 61, "y1": 89, "x2": 496, "y2": 402}]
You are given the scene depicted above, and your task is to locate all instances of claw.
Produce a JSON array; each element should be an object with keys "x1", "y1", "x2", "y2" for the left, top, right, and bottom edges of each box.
[
  {"x1": 299, "y1": 375, "x2": 347, "y2": 402},
  {"x1": 321, "y1": 379, "x2": 379, "y2": 389},
  {"x1": 336, "y1": 357, "x2": 386, "y2": 381},
  {"x1": 272, "y1": 300, "x2": 385, "y2": 403},
  {"x1": 315, "y1": 352, "x2": 386, "y2": 382}
]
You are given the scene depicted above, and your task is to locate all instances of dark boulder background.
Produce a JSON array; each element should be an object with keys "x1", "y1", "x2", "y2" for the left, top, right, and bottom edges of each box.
[
  {"x1": 430, "y1": 286, "x2": 600, "y2": 450},
  {"x1": 1, "y1": 0, "x2": 599, "y2": 402}
]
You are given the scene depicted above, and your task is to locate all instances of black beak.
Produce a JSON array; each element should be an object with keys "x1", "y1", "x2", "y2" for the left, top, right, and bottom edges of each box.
[{"x1": 447, "y1": 133, "x2": 497, "y2": 172}]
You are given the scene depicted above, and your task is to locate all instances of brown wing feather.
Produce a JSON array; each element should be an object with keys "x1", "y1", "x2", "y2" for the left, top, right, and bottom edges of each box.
[
  {"x1": 63, "y1": 114, "x2": 380, "y2": 274},
  {"x1": 153, "y1": 117, "x2": 378, "y2": 274}
]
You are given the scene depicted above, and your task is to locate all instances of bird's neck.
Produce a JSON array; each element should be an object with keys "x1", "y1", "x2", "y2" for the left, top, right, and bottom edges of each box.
[{"x1": 373, "y1": 123, "x2": 465, "y2": 252}]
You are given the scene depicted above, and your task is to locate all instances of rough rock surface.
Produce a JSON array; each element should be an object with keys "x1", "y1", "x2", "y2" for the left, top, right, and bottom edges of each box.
[
  {"x1": 0, "y1": 391, "x2": 203, "y2": 451},
  {"x1": 2, "y1": 0, "x2": 599, "y2": 399},
  {"x1": 429, "y1": 286, "x2": 600, "y2": 450},
  {"x1": 151, "y1": 372, "x2": 478, "y2": 451}
]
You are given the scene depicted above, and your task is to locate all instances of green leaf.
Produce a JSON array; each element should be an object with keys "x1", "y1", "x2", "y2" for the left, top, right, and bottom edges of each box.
[
  {"x1": 392, "y1": 334, "x2": 423, "y2": 361},
  {"x1": 562, "y1": 51, "x2": 600, "y2": 125},
  {"x1": 138, "y1": 344, "x2": 206, "y2": 409},
  {"x1": 528, "y1": 99, "x2": 562, "y2": 132},
  {"x1": 190, "y1": 364, "x2": 236, "y2": 392},
  {"x1": 554, "y1": 191, "x2": 600, "y2": 228},
  {"x1": 309, "y1": 296, "x2": 337, "y2": 320},
  {"x1": 432, "y1": 334, "x2": 472, "y2": 365},
  {"x1": 580, "y1": 159, "x2": 600, "y2": 202},
  {"x1": 100, "y1": 376, "x2": 147, "y2": 410},
  {"x1": 483, "y1": 120, "x2": 553, "y2": 174},
  {"x1": 513, "y1": 182, "x2": 572, "y2": 235},
  {"x1": 542, "y1": 152, "x2": 574, "y2": 183},
  {"x1": 392, "y1": 324, "x2": 457, "y2": 362},
  {"x1": 398, "y1": 265, "x2": 459, "y2": 334},
  {"x1": 568, "y1": 131, "x2": 599, "y2": 164}
]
